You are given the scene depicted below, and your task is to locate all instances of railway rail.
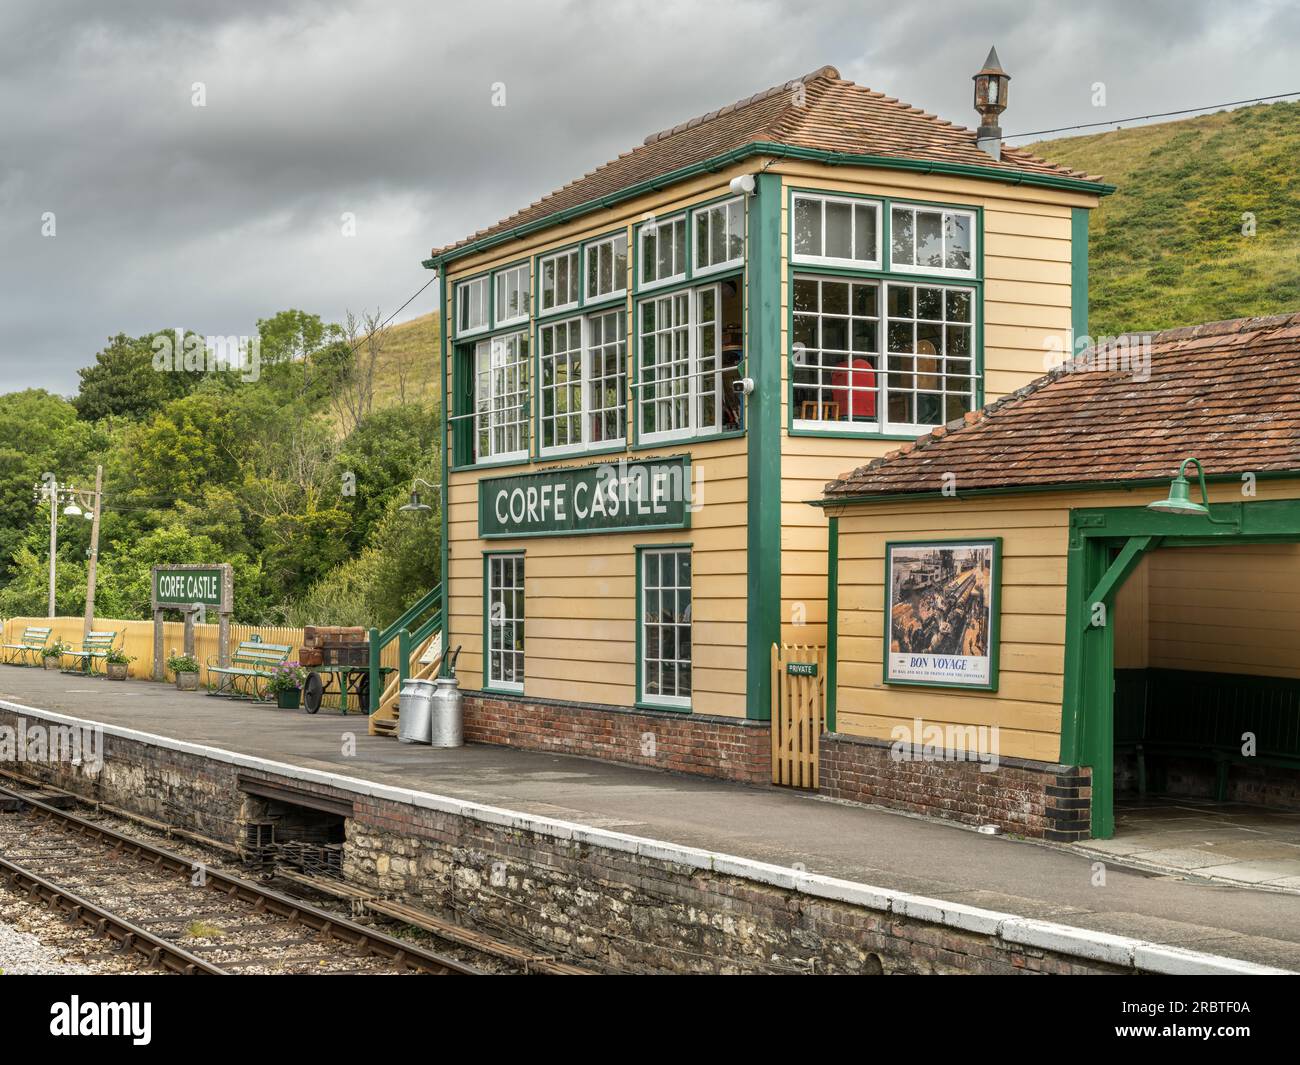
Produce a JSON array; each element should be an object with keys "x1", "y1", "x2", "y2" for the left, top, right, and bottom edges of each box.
[{"x1": 0, "y1": 782, "x2": 484, "y2": 975}]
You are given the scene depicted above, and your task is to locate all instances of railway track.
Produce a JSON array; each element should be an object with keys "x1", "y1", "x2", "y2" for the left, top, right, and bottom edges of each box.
[{"x1": 0, "y1": 782, "x2": 484, "y2": 975}]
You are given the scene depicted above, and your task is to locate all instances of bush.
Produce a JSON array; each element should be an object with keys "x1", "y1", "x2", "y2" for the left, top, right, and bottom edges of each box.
[{"x1": 165, "y1": 651, "x2": 200, "y2": 674}]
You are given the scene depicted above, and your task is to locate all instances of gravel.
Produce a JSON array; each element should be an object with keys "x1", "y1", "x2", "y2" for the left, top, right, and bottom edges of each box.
[{"x1": 0, "y1": 917, "x2": 96, "y2": 975}]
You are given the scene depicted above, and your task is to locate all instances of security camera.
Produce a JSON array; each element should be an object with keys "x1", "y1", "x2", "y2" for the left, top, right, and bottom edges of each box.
[
  {"x1": 731, "y1": 377, "x2": 755, "y2": 396},
  {"x1": 729, "y1": 173, "x2": 757, "y2": 196}
]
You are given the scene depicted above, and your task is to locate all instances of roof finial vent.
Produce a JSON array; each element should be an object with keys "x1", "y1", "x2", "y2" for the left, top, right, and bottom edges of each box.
[{"x1": 973, "y1": 46, "x2": 1010, "y2": 161}]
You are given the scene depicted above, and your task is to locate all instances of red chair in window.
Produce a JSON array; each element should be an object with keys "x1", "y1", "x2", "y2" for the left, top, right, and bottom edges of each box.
[{"x1": 829, "y1": 357, "x2": 877, "y2": 421}]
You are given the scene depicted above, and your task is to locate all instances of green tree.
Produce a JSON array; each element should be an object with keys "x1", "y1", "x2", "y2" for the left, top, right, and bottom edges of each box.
[{"x1": 73, "y1": 332, "x2": 206, "y2": 422}]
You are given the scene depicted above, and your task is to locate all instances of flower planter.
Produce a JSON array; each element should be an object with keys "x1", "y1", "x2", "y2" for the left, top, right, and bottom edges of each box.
[
  {"x1": 106, "y1": 662, "x2": 128, "y2": 681},
  {"x1": 42, "y1": 657, "x2": 60, "y2": 671},
  {"x1": 176, "y1": 672, "x2": 200, "y2": 692},
  {"x1": 275, "y1": 688, "x2": 302, "y2": 710}
]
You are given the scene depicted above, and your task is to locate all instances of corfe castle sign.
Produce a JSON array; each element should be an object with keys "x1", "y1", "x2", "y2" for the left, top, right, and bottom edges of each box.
[{"x1": 478, "y1": 456, "x2": 695, "y2": 538}]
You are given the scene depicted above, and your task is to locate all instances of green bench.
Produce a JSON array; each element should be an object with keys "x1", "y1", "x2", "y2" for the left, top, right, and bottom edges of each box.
[
  {"x1": 207, "y1": 639, "x2": 292, "y2": 700},
  {"x1": 1, "y1": 625, "x2": 53, "y2": 667},
  {"x1": 1116, "y1": 668, "x2": 1300, "y2": 800},
  {"x1": 60, "y1": 631, "x2": 123, "y2": 675}
]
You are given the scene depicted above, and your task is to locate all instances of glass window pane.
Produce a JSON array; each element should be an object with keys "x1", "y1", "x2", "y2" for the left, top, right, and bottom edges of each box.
[
  {"x1": 891, "y1": 207, "x2": 914, "y2": 266},
  {"x1": 710, "y1": 208, "x2": 727, "y2": 264},
  {"x1": 945, "y1": 213, "x2": 972, "y2": 272},
  {"x1": 794, "y1": 198, "x2": 821, "y2": 257},
  {"x1": 825, "y1": 201, "x2": 852, "y2": 259},
  {"x1": 917, "y1": 211, "x2": 944, "y2": 269},
  {"x1": 854, "y1": 204, "x2": 876, "y2": 261}
]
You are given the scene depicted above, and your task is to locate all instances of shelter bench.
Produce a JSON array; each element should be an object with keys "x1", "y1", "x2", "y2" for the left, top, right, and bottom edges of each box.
[
  {"x1": 1115, "y1": 668, "x2": 1300, "y2": 800},
  {"x1": 60, "y1": 630, "x2": 122, "y2": 675},
  {"x1": 207, "y1": 639, "x2": 292, "y2": 700},
  {"x1": 1, "y1": 626, "x2": 53, "y2": 667}
]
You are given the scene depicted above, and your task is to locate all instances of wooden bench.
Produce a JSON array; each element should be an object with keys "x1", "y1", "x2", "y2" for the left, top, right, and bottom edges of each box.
[
  {"x1": 60, "y1": 631, "x2": 121, "y2": 675},
  {"x1": 1115, "y1": 668, "x2": 1300, "y2": 800},
  {"x1": 1, "y1": 626, "x2": 52, "y2": 667},
  {"x1": 206, "y1": 639, "x2": 292, "y2": 700}
]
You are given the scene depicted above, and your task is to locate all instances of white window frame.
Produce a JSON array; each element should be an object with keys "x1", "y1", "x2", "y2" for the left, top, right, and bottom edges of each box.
[
  {"x1": 879, "y1": 280, "x2": 977, "y2": 436},
  {"x1": 493, "y1": 263, "x2": 530, "y2": 327},
  {"x1": 640, "y1": 547, "x2": 691, "y2": 709},
  {"x1": 455, "y1": 276, "x2": 489, "y2": 338},
  {"x1": 473, "y1": 331, "x2": 530, "y2": 464},
  {"x1": 584, "y1": 232, "x2": 628, "y2": 302},
  {"x1": 538, "y1": 310, "x2": 628, "y2": 458},
  {"x1": 791, "y1": 274, "x2": 883, "y2": 435},
  {"x1": 538, "y1": 316, "x2": 586, "y2": 458},
  {"x1": 636, "y1": 283, "x2": 725, "y2": 446},
  {"x1": 791, "y1": 193, "x2": 881, "y2": 270},
  {"x1": 692, "y1": 196, "x2": 745, "y2": 276},
  {"x1": 539, "y1": 248, "x2": 580, "y2": 316},
  {"x1": 486, "y1": 553, "x2": 525, "y2": 693},
  {"x1": 637, "y1": 215, "x2": 687, "y2": 290},
  {"x1": 888, "y1": 204, "x2": 977, "y2": 279}
]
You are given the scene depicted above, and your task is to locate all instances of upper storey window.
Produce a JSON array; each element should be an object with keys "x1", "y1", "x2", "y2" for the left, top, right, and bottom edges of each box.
[
  {"x1": 890, "y1": 204, "x2": 976, "y2": 278},
  {"x1": 793, "y1": 193, "x2": 880, "y2": 269}
]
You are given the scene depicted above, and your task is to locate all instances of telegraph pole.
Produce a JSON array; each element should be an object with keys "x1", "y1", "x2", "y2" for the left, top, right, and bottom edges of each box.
[
  {"x1": 47, "y1": 480, "x2": 58, "y2": 618},
  {"x1": 83, "y1": 465, "x2": 103, "y2": 640}
]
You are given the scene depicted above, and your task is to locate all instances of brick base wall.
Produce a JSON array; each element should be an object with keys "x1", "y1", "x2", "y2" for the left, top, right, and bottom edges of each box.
[
  {"x1": 819, "y1": 732, "x2": 1092, "y2": 841},
  {"x1": 462, "y1": 690, "x2": 771, "y2": 784}
]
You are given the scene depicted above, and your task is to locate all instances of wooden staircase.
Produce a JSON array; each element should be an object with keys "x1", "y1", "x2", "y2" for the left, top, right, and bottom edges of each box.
[
  {"x1": 370, "y1": 632, "x2": 443, "y2": 736},
  {"x1": 366, "y1": 584, "x2": 444, "y2": 737}
]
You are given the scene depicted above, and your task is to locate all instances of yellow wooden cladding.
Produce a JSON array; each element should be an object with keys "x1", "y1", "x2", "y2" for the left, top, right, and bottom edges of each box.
[
  {"x1": 441, "y1": 152, "x2": 1098, "y2": 721},
  {"x1": 770, "y1": 643, "x2": 826, "y2": 788},
  {"x1": 1110, "y1": 544, "x2": 1300, "y2": 679},
  {"x1": 775, "y1": 164, "x2": 1091, "y2": 652},
  {"x1": 827, "y1": 479, "x2": 1300, "y2": 762}
]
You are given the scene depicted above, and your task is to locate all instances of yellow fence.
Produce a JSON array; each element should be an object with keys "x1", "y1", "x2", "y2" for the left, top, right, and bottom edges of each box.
[
  {"x1": 1, "y1": 617, "x2": 402, "y2": 708},
  {"x1": 770, "y1": 644, "x2": 827, "y2": 789}
]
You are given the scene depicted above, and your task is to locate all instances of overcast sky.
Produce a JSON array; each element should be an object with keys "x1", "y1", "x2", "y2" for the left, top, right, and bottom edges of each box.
[{"x1": 3, "y1": 0, "x2": 1297, "y2": 395}]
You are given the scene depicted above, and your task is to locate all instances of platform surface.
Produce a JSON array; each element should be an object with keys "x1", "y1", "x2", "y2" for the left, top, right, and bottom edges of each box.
[{"x1": 4, "y1": 666, "x2": 1300, "y2": 970}]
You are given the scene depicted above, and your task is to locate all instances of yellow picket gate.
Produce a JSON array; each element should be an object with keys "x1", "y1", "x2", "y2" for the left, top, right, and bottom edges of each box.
[{"x1": 770, "y1": 644, "x2": 826, "y2": 789}]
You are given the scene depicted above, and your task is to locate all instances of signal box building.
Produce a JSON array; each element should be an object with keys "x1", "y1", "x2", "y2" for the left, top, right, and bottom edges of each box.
[{"x1": 423, "y1": 59, "x2": 1110, "y2": 784}]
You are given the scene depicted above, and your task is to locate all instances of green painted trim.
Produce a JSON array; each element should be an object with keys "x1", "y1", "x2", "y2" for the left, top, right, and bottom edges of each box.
[
  {"x1": 449, "y1": 456, "x2": 531, "y2": 474},
  {"x1": 482, "y1": 549, "x2": 525, "y2": 694},
  {"x1": 746, "y1": 171, "x2": 783, "y2": 722},
  {"x1": 424, "y1": 142, "x2": 1113, "y2": 271},
  {"x1": 881, "y1": 537, "x2": 1002, "y2": 691},
  {"x1": 825, "y1": 515, "x2": 839, "y2": 732},
  {"x1": 629, "y1": 428, "x2": 745, "y2": 453},
  {"x1": 634, "y1": 542, "x2": 694, "y2": 713},
  {"x1": 789, "y1": 428, "x2": 931, "y2": 442},
  {"x1": 1071, "y1": 207, "x2": 1089, "y2": 350},
  {"x1": 811, "y1": 469, "x2": 1300, "y2": 510},
  {"x1": 439, "y1": 275, "x2": 451, "y2": 676},
  {"x1": 1061, "y1": 497, "x2": 1300, "y2": 838}
]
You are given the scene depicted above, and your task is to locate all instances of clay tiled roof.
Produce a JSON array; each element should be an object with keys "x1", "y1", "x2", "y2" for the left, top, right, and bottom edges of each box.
[
  {"x1": 823, "y1": 313, "x2": 1300, "y2": 499},
  {"x1": 430, "y1": 65, "x2": 1106, "y2": 260}
]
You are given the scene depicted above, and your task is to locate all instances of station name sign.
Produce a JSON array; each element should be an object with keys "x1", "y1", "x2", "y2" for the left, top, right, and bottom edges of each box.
[
  {"x1": 479, "y1": 456, "x2": 694, "y2": 539},
  {"x1": 152, "y1": 565, "x2": 230, "y2": 609}
]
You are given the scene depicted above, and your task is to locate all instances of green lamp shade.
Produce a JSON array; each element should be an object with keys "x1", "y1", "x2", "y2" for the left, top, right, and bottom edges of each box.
[{"x1": 1146, "y1": 474, "x2": 1210, "y2": 516}]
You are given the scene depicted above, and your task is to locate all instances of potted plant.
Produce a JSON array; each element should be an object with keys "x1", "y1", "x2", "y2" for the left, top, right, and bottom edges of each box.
[
  {"x1": 41, "y1": 641, "x2": 69, "y2": 671},
  {"x1": 104, "y1": 647, "x2": 134, "y2": 681},
  {"x1": 267, "y1": 662, "x2": 307, "y2": 710},
  {"x1": 166, "y1": 650, "x2": 201, "y2": 691}
]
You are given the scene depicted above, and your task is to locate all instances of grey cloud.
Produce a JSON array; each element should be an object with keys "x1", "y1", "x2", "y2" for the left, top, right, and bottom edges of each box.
[{"x1": 1, "y1": 0, "x2": 1295, "y2": 393}]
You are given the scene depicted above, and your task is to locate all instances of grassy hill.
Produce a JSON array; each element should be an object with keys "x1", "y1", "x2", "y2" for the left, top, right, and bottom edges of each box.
[
  {"x1": 368, "y1": 311, "x2": 440, "y2": 409},
  {"x1": 1032, "y1": 100, "x2": 1300, "y2": 336}
]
